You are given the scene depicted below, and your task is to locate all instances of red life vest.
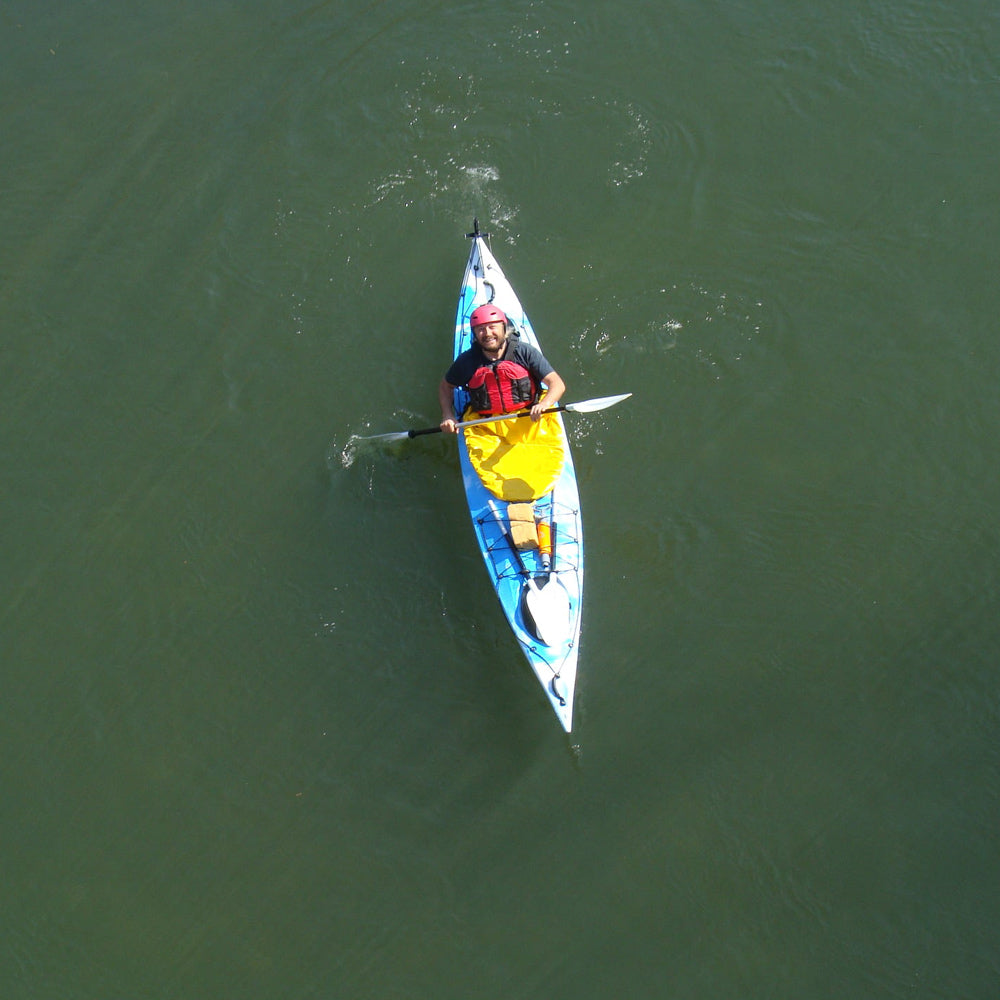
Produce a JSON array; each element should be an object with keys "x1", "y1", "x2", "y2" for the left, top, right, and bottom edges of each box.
[{"x1": 468, "y1": 358, "x2": 538, "y2": 415}]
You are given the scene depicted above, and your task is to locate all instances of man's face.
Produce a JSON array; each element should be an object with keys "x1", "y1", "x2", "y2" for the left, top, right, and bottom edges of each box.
[{"x1": 474, "y1": 321, "x2": 506, "y2": 353}]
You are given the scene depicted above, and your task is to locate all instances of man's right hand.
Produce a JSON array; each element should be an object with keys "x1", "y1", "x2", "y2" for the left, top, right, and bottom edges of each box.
[{"x1": 438, "y1": 378, "x2": 459, "y2": 435}]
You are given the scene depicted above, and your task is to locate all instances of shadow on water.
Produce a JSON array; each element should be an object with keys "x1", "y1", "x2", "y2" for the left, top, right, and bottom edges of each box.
[{"x1": 320, "y1": 425, "x2": 561, "y2": 772}]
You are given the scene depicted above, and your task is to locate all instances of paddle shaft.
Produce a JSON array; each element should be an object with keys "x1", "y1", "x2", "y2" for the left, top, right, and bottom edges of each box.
[{"x1": 355, "y1": 393, "x2": 630, "y2": 443}]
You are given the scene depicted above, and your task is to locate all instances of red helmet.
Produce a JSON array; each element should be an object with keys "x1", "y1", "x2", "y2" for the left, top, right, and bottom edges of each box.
[{"x1": 470, "y1": 304, "x2": 507, "y2": 331}]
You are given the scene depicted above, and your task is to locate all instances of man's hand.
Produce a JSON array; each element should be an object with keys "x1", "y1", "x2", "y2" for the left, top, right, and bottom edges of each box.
[
  {"x1": 438, "y1": 378, "x2": 459, "y2": 434},
  {"x1": 530, "y1": 371, "x2": 566, "y2": 420}
]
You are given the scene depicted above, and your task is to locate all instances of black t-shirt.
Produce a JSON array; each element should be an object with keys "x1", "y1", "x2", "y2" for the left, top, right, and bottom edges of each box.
[{"x1": 445, "y1": 339, "x2": 555, "y2": 388}]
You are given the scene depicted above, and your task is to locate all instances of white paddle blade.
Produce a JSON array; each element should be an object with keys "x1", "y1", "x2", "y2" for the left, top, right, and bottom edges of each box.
[
  {"x1": 522, "y1": 577, "x2": 572, "y2": 647},
  {"x1": 563, "y1": 393, "x2": 632, "y2": 414},
  {"x1": 354, "y1": 430, "x2": 413, "y2": 443}
]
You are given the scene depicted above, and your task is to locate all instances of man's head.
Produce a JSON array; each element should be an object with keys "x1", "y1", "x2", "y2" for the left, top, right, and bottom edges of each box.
[
  {"x1": 470, "y1": 304, "x2": 508, "y2": 354},
  {"x1": 470, "y1": 304, "x2": 507, "y2": 335}
]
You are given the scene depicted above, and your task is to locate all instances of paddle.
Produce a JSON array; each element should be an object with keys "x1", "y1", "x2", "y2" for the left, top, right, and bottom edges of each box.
[
  {"x1": 356, "y1": 393, "x2": 632, "y2": 444},
  {"x1": 486, "y1": 501, "x2": 572, "y2": 653}
]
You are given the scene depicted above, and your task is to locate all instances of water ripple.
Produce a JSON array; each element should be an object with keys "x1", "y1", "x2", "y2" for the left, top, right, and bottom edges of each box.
[{"x1": 853, "y1": 1, "x2": 1000, "y2": 85}]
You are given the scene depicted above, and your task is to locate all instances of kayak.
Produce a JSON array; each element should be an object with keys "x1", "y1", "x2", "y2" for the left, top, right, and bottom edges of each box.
[{"x1": 451, "y1": 220, "x2": 583, "y2": 732}]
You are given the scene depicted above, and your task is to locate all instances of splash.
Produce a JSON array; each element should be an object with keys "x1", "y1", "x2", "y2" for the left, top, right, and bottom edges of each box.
[
  {"x1": 329, "y1": 436, "x2": 359, "y2": 469},
  {"x1": 460, "y1": 164, "x2": 500, "y2": 185}
]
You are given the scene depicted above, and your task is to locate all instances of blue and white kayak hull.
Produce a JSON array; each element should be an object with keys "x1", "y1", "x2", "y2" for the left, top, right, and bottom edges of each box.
[{"x1": 452, "y1": 222, "x2": 583, "y2": 732}]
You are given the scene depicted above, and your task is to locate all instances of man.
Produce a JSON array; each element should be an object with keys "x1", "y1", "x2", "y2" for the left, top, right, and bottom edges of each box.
[{"x1": 438, "y1": 303, "x2": 566, "y2": 433}]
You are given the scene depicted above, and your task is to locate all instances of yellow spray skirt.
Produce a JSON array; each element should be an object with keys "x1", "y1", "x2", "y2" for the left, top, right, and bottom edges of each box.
[{"x1": 462, "y1": 410, "x2": 566, "y2": 502}]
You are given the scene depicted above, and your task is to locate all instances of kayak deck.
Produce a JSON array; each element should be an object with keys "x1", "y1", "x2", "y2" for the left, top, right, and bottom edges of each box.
[{"x1": 452, "y1": 221, "x2": 583, "y2": 732}]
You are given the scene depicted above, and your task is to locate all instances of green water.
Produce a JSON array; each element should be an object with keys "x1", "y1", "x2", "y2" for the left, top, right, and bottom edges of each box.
[{"x1": 3, "y1": 1, "x2": 999, "y2": 997}]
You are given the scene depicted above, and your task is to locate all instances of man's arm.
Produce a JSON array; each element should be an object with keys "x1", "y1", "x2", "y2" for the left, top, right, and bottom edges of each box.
[
  {"x1": 531, "y1": 371, "x2": 566, "y2": 421},
  {"x1": 439, "y1": 378, "x2": 459, "y2": 433}
]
